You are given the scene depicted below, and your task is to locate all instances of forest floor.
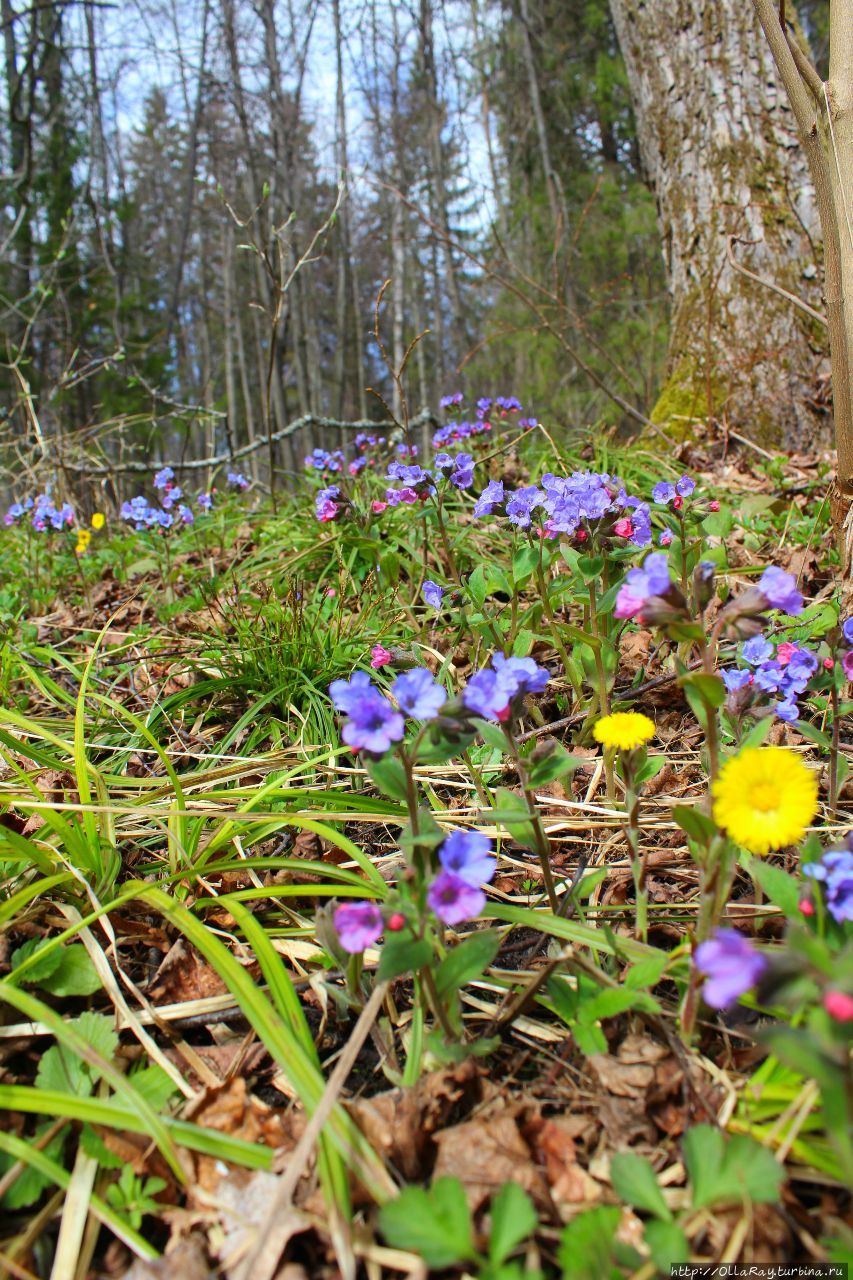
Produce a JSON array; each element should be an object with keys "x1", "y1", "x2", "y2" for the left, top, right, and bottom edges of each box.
[{"x1": 0, "y1": 420, "x2": 851, "y2": 1279}]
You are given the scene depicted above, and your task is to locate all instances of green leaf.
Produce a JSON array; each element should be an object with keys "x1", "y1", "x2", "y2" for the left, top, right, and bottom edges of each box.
[
  {"x1": 415, "y1": 726, "x2": 476, "y2": 765},
  {"x1": 379, "y1": 1177, "x2": 476, "y2": 1267},
  {"x1": 572, "y1": 1022, "x2": 608, "y2": 1055},
  {"x1": 434, "y1": 929, "x2": 500, "y2": 997},
  {"x1": 512, "y1": 545, "x2": 540, "y2": 587},
  {"x1": 680, "y1": 671, "x2": 726, "y2": 707},
  {"x1": 624, "y1": 952, "x2": 670, "y2": 989},
  {"x1": 743, "y1": 856, "x2": 801, "y2": 919},
  {"x1": 547, "y1": 975, "x2": 579, "y2": 1024},
  {"x1": 683, "y1": 1124, "x2": 785, "y2": 1209},
  {"x1": 795, "y1": 720, "x2": 832, "y2": 751},
  {"x1": 474, "y1": 717, "x2": 510, "y2": 753},
  {"x1": 582, "y1": 987, "x2": 659, "y2": 1020},
  {"x1": 644, "y1": 1220, "x2": 689, "y2": 1269},
  {"x1": 739, "y1": 715, "x2": 775, "y2": 749},
  {"x1": 526, "y1": 745, "x2": 583, "y2": 789},
  {"x1": 10, "y1": 937, "x2": 64, "y2": 984},
  {"x1": 610, "y1": 1152, "x2": 670, "y2": 1220},
  {"x1": 0, "y1": 1121, "x2": 67, "y2": 1209},
  {"x1": 36, "y1": 1012, "x2": 119, "y2": 1097},
  {"x1": 577, "y1": 554, "x2": 605, "y2": 582},
  {"x1": 488, "y1": 1182, "x2": 538, "y2": 1263},
  {"x1": 665, "y1": 621, "x2": 707, "y2": 643},
  {"x1": 557, "y1": 1206, "x2": 623, "y2": 1280},
  {"x1": 511, "y1": 629, "x2": 536, "y2": 658},
  {"x1": 377, "y1": 936, "x2": 432, "y2": 982},
  {"x1": 364, "y1": 755, "x2": 410, "y2": 804},
  {"x1": 671, "y1": 804, "x2": 716, "y2": 845},
  {"x1": 492, "y1": 788, "x2": 538, "y2": 852},
  {"x1": 38, "y1": 945, "x2": 102, "y2": 997}
]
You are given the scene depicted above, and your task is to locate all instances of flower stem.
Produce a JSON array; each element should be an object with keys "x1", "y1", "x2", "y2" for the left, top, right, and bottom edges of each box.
[
  {"x1": 829, "y1": 678, "x2": 841, "y2": 818},
  {"x1": 502, "y1": 725, "x2": 559, "y2": 912},
  {"x1": 421, "y1": 961, "x2": 458, "y2": 1042},
  {"x1": 534, "y1": 552, "x2": 580, "y2": 702}
]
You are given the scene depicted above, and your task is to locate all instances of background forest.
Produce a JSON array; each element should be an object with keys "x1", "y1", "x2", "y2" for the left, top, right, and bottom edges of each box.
[{"x1": 0, "y1": 0, "x2": 831, "y2": 480}]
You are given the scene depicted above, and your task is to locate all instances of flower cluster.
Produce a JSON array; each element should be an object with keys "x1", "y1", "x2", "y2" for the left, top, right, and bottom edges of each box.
[
  {"x1": 462, "y1": 654, "x2": 550, "y2": 722},
  {"x1": 721, "y1": 634, "x2": 820, "y2": 723},
  {"x1": 432, "y1": 420, "x2": 494, "y2": 448},
  {"x1": 315, "y1": 486, "x2": 343, "y2": 523},
  {"x1": 433, "y1": 392, "x2": 524, "y2": 448},
  {"x1": 120, "y1": 468, "x2": 219, "y2": 531},
  {"x1": 5, "y1": 494, "x2": 75, "y2": 532},
  {"x1": 614, "y1": 552, "x2": 674, "y2": 620},
  {"x1": 121, "y1": 494, "x2": 194, "y2": 531},
  {"x1": 329, "y1": 667, "x2": 446, "y2": 754},
  {"x1": 471, "y1": 469, "x2": 655, "y2": 547},
  {"x1": 330, "y1": 652, "x2": 549, "y2": 755},
  {"x1": 384, "y1": 462, "x2": 435, "y2": 507},
  {"x1": 719, "y1": 566, "x2": 805, "y2": 637},
  {"x1": 305, "y1": 448, "x2": 345, "y2": 473},
  {"x1": 227, "y1": 470, "x2": 250, "y2": 490},
  {"x1": 802, "y1": 836, "x2": 853, "y2": 924},
  {"x1": 434, "y1": 451, "x2": 475, "y2": 489},
  {"x1": 332, "y1": 828, "x2": 497, "y2": 953}
]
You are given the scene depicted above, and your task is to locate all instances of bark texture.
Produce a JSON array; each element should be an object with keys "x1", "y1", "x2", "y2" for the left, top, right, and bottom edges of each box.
[{"x1": 609, "y1": 0, "x2": 827, "y2": 447}]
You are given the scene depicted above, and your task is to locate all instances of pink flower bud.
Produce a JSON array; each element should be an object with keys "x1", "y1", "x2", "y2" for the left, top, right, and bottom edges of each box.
[
  {"x1": 370, "y1": 644, "x2": 393, "y2": 669},
  {"x1": 709, "y1": 500, "x2": 720, "y2": 511},
  {"x1": 613, "y1": 517, "x2": 634, "y2": 539},
  {"x1": 371, "y1": 500, "x2": 387, "y2": 514},
  {"x1": 673, "y1": 494, "x2": 684, "y2": 510},
  {"x1": 576, "y1": 529, "x2": 588, "y2": 542},
  {"x1": 798, "y1": 898, "x2": 815, "y2": 917},
  {"x1": 326, "y1": 588, "x2": 337, "y2": 598},
  {"x1": 823, "y1": 657, "x2": 835, "y2": 670},
  {"x1": 823, "y1": 990, "x2": 853, "y2": 1022},
  {"x1": 386, "y1": 912, "x2": 407, "y2": 932},
  {"x1": 777, "y1": 642, "x2": 797, "y2": 667}
]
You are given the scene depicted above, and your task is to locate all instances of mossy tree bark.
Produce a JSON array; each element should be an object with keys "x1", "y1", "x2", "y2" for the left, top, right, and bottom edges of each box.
[{"x1": 609, "y1": 0, "x2": 828, "y2": 449}]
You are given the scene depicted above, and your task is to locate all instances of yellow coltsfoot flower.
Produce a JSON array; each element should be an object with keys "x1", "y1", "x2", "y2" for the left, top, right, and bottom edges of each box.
[
  {"x1": 712, "y1": 746, "x2": 818, "y2": 855},
  {"x1": 91, "y1": 512, "x2": 105, "y2": 530},
  {"x1": 593, "y1": 711, "x2": 656, "y2": 752}
]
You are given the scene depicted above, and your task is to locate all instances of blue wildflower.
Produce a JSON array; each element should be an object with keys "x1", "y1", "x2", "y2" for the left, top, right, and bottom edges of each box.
[
  {"x1": 392, "y1": 668, "x2": 446, "y2": 720},
  {"x1": 422, "y1": 581, "x2": 444, "y2": 611},
  {"x1": 438, "y1": 830, "x2": 496, "y2": 886}
]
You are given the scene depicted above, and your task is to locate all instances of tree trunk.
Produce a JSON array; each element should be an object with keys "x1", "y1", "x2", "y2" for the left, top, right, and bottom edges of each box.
[
  {"x1": 749, "y1": 0, "x2": 853, "y2": 599},
  {"x1": 609, "y1": 0, "x2": 827, "y2": 449}
]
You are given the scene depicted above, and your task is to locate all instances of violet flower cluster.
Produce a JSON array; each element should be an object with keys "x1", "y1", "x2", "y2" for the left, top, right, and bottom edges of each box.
[
  {"x1": 614, "y1": 552, "x2": 674, "y2": 621},
  {"x1": 305, "y1": 448, "x2": 345, "y2": 474},
  {"x1": 330, "y1": 652, "x2": 550, "y2": 753},
  {"x1": 462, "y1": 653, "x2": 550, "y2": 722},
  {"x1": 120, "y1": 468, "x2": 217, "y2": 531},
  {"x1": 471, "y1": 469, "x2": 654, "y2": 546},
  {"x1": 721, "y1": 634, "x2": 820, "y2": 723},
  {"x1": 332, "y1": 828, "x2": 497, "y2": 953},
  {"x1": 5, "y1": 493, "x2": 75, "y2": 532},
  {"x1": 802, "y1": 835, "x2": 853, "y2": 924},
  {"x1": 432, "y1": 391, "x2": 524, "y2": 448},
  {"x1": 329, "y1": 666, "x2": 447, "y2": 754}
]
